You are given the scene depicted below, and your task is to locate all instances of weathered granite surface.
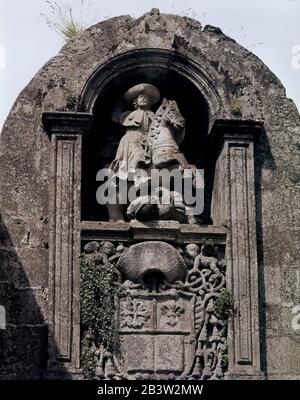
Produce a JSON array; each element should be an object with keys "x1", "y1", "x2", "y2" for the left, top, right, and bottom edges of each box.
[{"x1": 0, "y1": 9, "x2": 299, "y2": 379}]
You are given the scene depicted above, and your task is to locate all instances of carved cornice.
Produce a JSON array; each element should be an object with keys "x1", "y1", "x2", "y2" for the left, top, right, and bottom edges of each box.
[
  {"x1": 80, "y1": 220, "x2": 227, "y2": 245},
  {"x1": 208, "y1": 119, "x2": 264, "y2": 155},
  {"x1": 42, "y1": 111, "x2": 93, "y2": 137}
]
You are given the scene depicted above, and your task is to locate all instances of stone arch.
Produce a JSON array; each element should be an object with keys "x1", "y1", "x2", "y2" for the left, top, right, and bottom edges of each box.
[{"x1": 79, "y1": 48, "x2": 224, "y2": 124}]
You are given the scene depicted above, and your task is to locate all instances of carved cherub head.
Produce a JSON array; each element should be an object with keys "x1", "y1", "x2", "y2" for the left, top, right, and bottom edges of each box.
[
  {"x1": 201, "y1": 240, "x2": 218, "y2": 257},
  {"x1": 185, "y1": 243, "x2": 200, "y2": 260},
  {"x1": 83, "y1": 241, "x2": 100, "y2": 253},
  {"x1": 101, "y1": 241, "x2": 115, "y2": 256}
]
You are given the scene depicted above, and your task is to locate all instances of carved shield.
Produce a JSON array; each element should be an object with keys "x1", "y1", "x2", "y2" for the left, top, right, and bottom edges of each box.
[{"x1": 117, "y1": 291, "x2": 196, "y2": 378}]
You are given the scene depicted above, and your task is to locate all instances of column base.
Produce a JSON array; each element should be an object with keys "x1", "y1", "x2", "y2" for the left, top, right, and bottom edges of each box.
[{"x1": 225, "y1": 371, "x2": 266, "y2": 380}]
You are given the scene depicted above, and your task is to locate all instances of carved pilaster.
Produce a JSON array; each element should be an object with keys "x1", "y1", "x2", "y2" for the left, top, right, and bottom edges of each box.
[
  {"x1": 43, "y1": 112, "x2": 92, "y2": 373},
  {"x1": 210, "y1": 119, "x2": 265, "y2": 379}
]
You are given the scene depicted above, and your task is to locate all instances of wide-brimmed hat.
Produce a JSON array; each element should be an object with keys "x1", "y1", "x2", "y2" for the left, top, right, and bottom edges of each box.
[{"x1": 123, "y1": 83, "x2": 160, "y2": 106}]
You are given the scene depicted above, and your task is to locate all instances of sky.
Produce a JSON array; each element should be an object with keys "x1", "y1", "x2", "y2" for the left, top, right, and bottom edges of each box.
[{"x1": 0, "y1": 0, "x2": 299, "y2": 130}]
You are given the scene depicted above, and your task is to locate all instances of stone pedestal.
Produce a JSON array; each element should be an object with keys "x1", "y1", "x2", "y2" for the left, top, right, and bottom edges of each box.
[
  {"x1": 43, "y1": 112, "x2": 92, "y2": 373},
  {"x1": 210, "y1": 119, "x2": 265, "y2": 379},
  {"x1": 80, "y1": 222, "x2": 228, "y2": 380}
]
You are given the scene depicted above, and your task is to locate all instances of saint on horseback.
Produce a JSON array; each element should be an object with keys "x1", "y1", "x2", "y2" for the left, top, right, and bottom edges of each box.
[{"x1": 106, "y1": 83, "x2": 202, "y2": 223}]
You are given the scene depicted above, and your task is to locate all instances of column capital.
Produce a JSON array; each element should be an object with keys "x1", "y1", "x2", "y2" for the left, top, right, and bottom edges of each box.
[
  {"x1": 42, "y1": 111, "x2": 93, "y2": 137},
  {"x1": 208, "y1": 119, "x2": 264, "y2": 153}
]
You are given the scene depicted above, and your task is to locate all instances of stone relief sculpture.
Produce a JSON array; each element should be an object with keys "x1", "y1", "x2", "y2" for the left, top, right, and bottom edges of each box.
[
  {"x1": 105, "y1": 84, "x2": 202, "y2": 224},
  {"x1": 80, "y1": 239, "x2": 229, "y2": 380},
  {"x1": 82, "y1": 83, "x2": 230, "y2": 381}
]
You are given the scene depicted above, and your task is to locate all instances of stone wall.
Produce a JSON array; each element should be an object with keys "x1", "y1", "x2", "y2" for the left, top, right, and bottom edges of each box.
[{"x1": 0, "y1": 9, "x2": 299, "y2": 379}]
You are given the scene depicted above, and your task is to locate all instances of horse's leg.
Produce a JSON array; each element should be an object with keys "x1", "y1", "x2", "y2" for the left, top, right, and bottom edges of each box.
[
  {"x1": 106, "y1": 181, "x2": 127, "y2": 222},
  {"x1": 107, "y1": 202, "x2": 126, "y2": 222}
]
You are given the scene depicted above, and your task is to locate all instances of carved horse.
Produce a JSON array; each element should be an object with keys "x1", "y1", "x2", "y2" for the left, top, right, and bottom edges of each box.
[
  {"x1": 128, "y1": 98, "x2": 202, "y2": 223},
  {"x1": 148, "y1": 98, "x2": 190, "y2": 169},
  {"x1": 107, "y1": 99, "x2": 202, "y2": 223}
]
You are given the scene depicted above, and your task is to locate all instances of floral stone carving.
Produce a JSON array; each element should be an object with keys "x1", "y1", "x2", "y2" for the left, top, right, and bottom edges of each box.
[
  {"x1": 121, "y1": 299, "x2": 150, "y2": 329},
  {"x1": 160, "y1": 300, "x2": 185, "y2": 328}
]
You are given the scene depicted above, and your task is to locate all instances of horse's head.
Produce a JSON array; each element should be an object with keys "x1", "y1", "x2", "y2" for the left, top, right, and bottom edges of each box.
[{"x1": 159, "y1": 98, "x2": 186, "y2": 131}]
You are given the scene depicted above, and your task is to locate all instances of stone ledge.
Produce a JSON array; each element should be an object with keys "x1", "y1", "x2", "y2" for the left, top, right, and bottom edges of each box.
[
  {"x1": 80, "y1": 220, "x2": 227, "y2": 244},
  {"x1": 42, "y1": 111, "x2": 93, "y2": 137}
]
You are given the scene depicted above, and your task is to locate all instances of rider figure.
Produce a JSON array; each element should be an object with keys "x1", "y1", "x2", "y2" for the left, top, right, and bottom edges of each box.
[{"x1": 110, "y1": 83, "x2": 160, "y2": 177}]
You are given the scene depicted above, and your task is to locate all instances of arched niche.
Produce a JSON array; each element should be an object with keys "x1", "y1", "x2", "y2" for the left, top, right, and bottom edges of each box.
[
  {"x1": 79, "y1": 49, "x2": 222, "y2": 221},
  {"x1": 42, "y1": 43, "x2": 265, "y2": 380}
]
